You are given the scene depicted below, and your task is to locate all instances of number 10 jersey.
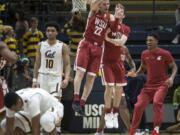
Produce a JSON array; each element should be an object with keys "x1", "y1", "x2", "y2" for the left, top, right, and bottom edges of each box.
[{"x1": 38, "y1": 40, "x2": 63, "y2": 76}]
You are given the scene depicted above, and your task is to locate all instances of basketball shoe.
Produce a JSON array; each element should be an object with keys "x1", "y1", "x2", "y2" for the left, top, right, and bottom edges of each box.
[
  {"x1": 104, "y1": 113, "x2": 114, "y2": 128},
  {"x1": 72, "y1": 101, "x2": 85, "y2": 116},
  {"x1": 151, "y1": 130, "x2": 159, "y2": 135}
]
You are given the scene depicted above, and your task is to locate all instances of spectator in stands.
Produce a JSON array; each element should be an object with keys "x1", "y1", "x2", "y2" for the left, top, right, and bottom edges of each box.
[
  {"x1": 166, "y1": 86, "x2": 180, "y2": 132},
  {"x1": 172, "y1": 3, "x2": 180, "y2": 44},
  {"x1": 15, "y1": 10, "x2": 29, "y2": 54},
  {"x1": 13, "y1": 57, "x2": 33, "y2": 90},
  {"x1": 63, "y1": 9, "x2": 85, "y2": 73},
  {"x1": 3, "y1": 25, "x2": 19, "y2": 54},
  {"x1": 23, "y1": 17, "x2": 44, "y2": 67}
]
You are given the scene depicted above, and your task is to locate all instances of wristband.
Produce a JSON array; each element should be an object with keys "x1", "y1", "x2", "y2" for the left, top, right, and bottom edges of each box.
[{"x1": 32, "y1": 78, "x2": 37, "y2": 83}]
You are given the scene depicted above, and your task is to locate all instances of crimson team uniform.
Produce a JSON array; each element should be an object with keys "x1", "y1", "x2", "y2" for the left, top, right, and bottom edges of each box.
[
  {"x1": 75, "y1": 13, "x2": 118, "y2": 76},
  {"x1": 101, "y1": 23, "x2": 130, "y2": 86},
  {"x1": 130, "y1": 48, "x2": 174, "y2": 133}
]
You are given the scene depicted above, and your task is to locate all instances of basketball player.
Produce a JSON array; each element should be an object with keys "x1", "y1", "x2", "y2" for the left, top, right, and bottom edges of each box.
[
  {"x1": 129, "y1": 32, "x2": 177, "y2": 135},
  {"x1": 32, "y1": 22, "x2": 71, "y2": 99},
  {"x1": 95, "y1": 45, "x2": 136, "y2": 134},
  {"x1": 100, "y1": 3, "x2": 132, "y2": 129},
  {"x1": 1, "y1": 88, "x2": 64, "y2": 135},
  {"x1": 72, "y1": 0, "x2": 123, "y2": 116}
]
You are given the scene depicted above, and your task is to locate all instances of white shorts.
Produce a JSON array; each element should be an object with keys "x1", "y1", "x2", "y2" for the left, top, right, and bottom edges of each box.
[
  {"x1": 38, "y1": 73, "x2": 62, "y2": 97},
  {"x1": 1, "y1": 111, "x2": 31, "y2": 133}
]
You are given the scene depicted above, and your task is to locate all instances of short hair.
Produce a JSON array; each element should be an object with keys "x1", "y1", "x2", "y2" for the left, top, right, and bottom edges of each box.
[
  {"x1": 116, "y1": 3, "x2": 125, "y2": 11},
  {"x1": 45, "y1": 22, "x2": 59, "y2": 32},
  {"x1": 148, "y1": 32, "x2": 159, "y2": 41},
  {"x1": 4, "y1": 92, "x2": 20, "y2": 108},
  {"x1": 30, "y1": 17, "x2": 38, "y2": 23}
]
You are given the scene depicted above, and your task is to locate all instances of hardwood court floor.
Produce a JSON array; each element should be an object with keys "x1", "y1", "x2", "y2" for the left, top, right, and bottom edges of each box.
[{"x1": 61, "y1": 133, "x2": 179, "y2": 135}]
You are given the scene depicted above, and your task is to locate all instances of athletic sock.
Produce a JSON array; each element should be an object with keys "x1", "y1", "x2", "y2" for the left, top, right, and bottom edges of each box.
[
  {"x1": 80, "y1": 99, "x2": 86, "y2": 107},
  {"x1": 73, "y1": 94, "x2": 80, "y2": 102}
]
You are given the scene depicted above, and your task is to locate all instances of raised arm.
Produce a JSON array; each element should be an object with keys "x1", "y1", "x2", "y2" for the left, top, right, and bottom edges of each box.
[{"x1": 88, "y1": 0, "x2": 102, "y2": 17}]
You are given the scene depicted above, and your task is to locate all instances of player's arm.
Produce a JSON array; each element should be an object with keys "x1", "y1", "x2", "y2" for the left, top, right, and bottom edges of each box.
[
  {"x1": 0, "y1": 42, "x2": 17, "y2": 64},
  {"x1": 125, "y1": 46, "x2": 136, "y2": 72},
  {"x1": 165, "y1": 61, "x2": 177, "y2": 87},
  {"x1": 136, "y1": 62, "x2": 146, "y2": 75},
  {"x1": 105, "y1": 33, "x2": 128, "y2": 46},
  {"x1": 62, "y1": 43, "x2": 71, "y2": 89},
  {"x1": 33, "y1": 44, "x2": 41, "y2": 86},
  {"x1": 169, "y1": 61, "x2": 177, "y2": 82},
  {"x1": 29, "y1": 95, "x2": 41, "y2": 135},
  {"x1": 5, "y1": 117, "x2": 14, "y2": 135},
  {"x1": 31, "y1": 114, "x2": 40, "y2": 135}
]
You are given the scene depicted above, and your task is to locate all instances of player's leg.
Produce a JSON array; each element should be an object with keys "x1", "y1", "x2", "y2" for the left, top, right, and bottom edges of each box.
[
  {"x1": 113, "y1": 62, "x2": 127, "y2": 128},
  {"x1": 152, "y1": 84, "x2": 168, "y2": 134},
  {"x1": 81, "y1": 73, "x2": 96, "y2": 104},
  {"x1": 72, "y1": 40, "x2": 90, "y2": 114},
  {"x1": 76, "y1": 44, "x2": 102, "y2": 115},
  {"x1": 119, "y1": 93, "x2": 130, "y2": 130},
  {"x1": 104, "y1": 85, "x2": 114, "y2": 128},
  {"x1": 130, "y1": 89, "x2": 152, "y2": 135},
  {"x1": 100, "y1": 63, "x2": 115, "y2": 128},
  {"x1": 95, "y1": 107, "x2": 106, "y2": 135}
]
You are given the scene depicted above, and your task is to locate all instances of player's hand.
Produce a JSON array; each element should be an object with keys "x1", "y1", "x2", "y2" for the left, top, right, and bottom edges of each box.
[
  {"x1": 105, "y1": 28, "x2": 111, "y2": 41},
  {"x1": 32, "y1": 82, "x2": 38, "y2": 88},
  {"x1": 90, "y1": 0, "x2": 101, "y2": 12},
  {"x1": 61, "y1": 79, "x2": 69, "y2": 89},
  {"x1": 127, "y1": 71, "x2": 137, "y2": 77},
  {"x1": 165, "y1": 77, "x2": 174, "y2": 87}
]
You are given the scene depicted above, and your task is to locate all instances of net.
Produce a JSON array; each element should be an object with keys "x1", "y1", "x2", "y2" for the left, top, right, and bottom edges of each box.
[{"x1": 72, "y1": 0, "x2": 87, "y2": 12}]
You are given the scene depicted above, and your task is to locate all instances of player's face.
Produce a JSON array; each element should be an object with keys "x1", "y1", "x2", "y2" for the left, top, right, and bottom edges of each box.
[
  {"x1": 115, "y1": 5, "x2": 125, "y2": 20},
  {"x1": 11, "y1": 98, "x2": 23, "y2": 112},
  {"x1": 46, "y1": 27, "x2": 58, "y2": 39},
  {"x1": 146, "y1": 36, "x2": 158, "y2": 50},
  {"x1": 99, "y1": 0, "x2": 110, "y2": 13},
  {"x1": 31, "y1": 21, "x2": 38, "y2": 29}
]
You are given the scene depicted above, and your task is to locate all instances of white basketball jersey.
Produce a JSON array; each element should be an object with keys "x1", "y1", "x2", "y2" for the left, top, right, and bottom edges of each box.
[
  {"x1": 39, "y1": 40, "x2": 63, "y2": 76},
  {"x1": 17, "y1": 88, "x2": 59, "y2": 114},
  {"x1": 6, "y1": 88, "x2": 59, "y2": 118}
]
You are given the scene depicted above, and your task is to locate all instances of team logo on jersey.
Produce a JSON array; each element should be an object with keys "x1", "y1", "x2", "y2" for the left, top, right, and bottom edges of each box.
[
  {"x1": 45, "y1": 50, "x2": 56, "y2": 58},
  {"x1": 111, "y1": 32, "x2": 122, "y2": 39},
  {"x1": 157, "y1": 56, "x2": 162, "y2": 61},
  {"x1": 95, "y1": 17, "x2": 107, "y2": 29}
]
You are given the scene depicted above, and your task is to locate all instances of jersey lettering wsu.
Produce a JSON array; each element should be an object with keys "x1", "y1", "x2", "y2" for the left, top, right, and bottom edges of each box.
[{"x1": 84, "y1": 13, "x2": 110, "y2": 46}]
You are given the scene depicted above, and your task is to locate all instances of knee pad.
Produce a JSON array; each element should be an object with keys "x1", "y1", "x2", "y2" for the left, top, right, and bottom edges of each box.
[{"x1": 40, "y1": 112, "x2": 55, "y2": 133}]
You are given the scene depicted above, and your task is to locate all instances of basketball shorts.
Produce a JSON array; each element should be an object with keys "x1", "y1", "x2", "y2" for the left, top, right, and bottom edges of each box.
[
  {"x1": 74, "y1": 39, "x2": 103, "y2": 76},
  {"x1": 101, "y1": 61, "x2": 127, "y2": 86},
  {"x1": 38, "y1": 73, "x2": 62, "y2": 97}
]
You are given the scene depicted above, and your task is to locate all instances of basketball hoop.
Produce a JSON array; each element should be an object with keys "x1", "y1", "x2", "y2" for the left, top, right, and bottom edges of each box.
[{"x1": 72, "y1": 0, "x2": 87, "y2": 12}]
